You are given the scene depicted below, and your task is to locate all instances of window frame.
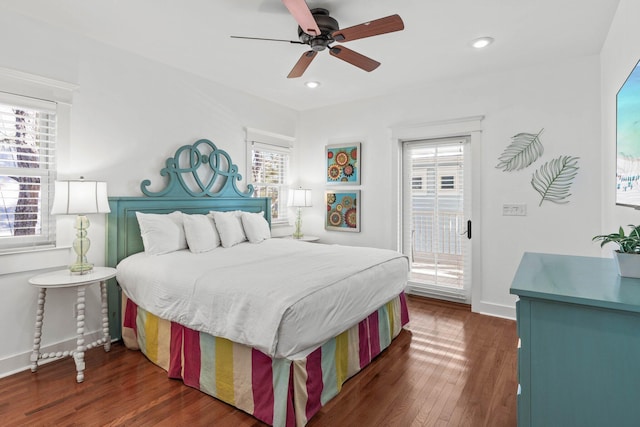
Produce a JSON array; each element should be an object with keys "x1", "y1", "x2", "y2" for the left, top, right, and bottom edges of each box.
[
  {"x1": 0, "y1": 93, "x2": 56, "y2": 249},
  {"x1": 245, "y1": 128, "x2": 294, "y2": 228},
  {"x1": 0, "y1": 67, "x2": 76, "y2": 254},
  {"x1": 248, "y1": 141, "x2": 291, "y2": 226}
]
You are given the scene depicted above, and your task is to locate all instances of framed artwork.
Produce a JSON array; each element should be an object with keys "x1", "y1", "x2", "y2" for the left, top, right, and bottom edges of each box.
[
  {"x1": 616, "y1": 59, "x2": 640, "y2": 207},
  {"x1": 325, "y1": 190, "x2": 360, "y2": 232},
  {"x1": 326, "y1": 142, "x2": 360, "y2": 185}
]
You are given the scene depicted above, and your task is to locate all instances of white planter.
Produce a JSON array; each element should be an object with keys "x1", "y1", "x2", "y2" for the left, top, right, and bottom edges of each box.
[{"x1": 614, "y1": 251, "x2": 640, "y2": 278}]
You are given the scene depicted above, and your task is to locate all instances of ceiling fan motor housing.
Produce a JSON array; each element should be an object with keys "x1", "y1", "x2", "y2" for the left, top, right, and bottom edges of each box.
[{"x1": 298, "y1": 8, "x2": 339, "y2": 51}]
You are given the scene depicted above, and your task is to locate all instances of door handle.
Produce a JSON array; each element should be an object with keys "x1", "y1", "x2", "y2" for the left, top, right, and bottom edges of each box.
[{"x1": 460, "y1": 220, "x2": 472, "y2": 239}]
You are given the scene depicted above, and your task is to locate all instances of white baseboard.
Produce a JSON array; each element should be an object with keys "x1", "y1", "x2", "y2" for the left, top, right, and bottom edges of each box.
[
  {"x1": 472, "y1": 299, "x2": 516, "y2": 320},
  {"x1": 0, "y1": 330, "x2": 103, "y2": 379},
  {"x1": 406, "y1": 286, "x2": 468, "y2": 303},
  {"x1": 407, "y1": 290, "x2": 517, "y2": 320}
]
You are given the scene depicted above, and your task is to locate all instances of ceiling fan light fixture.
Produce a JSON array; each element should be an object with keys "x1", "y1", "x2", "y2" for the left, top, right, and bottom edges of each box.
[
  {"x1": 234, "y1": 1, "x2": 405, "y2": 78},
  {"x1": 471, "y1": 37, "x2": 494, "y2": 49},
  {"x1": 305, "y1": 81, "x2": 321, "y2": 89}
]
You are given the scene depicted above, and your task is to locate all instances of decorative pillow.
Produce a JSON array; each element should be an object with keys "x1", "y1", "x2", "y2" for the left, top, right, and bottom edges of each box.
[
  {"x1": 136, "y1": 211, "x2": 187, "y2": 255},
  {"x1": 183, "y1": 214, "x2": 221, "y2": 253},
  {"x1": 241, "y1": 211, "x2": 271, "y2": 243},
  {"x1": 210, "y1": 210, "x2": 247, "y2": 248}
]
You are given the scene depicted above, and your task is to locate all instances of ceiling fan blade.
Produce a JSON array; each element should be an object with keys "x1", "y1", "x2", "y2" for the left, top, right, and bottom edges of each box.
[
  {"x1": 287, "y1": 51, "x2": 318, "y2": 78},
  {"x1": 230, "y1": 35, "x2": 304, "y2": 44},
  {"x1": 329, "y1": 46, "x2": 380, "y2": 72},
  {"x1": 282, "y1": 0, "x2": 321, "y2": 36},
  {"x1": 332, "y1": 14, "x2": 404, "y2": 43}
]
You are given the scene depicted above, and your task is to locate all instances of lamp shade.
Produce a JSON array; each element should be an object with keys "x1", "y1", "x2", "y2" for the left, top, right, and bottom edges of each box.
[
  {"x1": 51, "y1": 180, "x2": 111, "y2": 215},
  {"x1": 289, "y1": 188, "x2": 312, "y2": 208}
]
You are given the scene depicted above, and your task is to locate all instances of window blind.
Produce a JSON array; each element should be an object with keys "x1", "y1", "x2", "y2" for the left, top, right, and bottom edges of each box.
[
  {"x1": 0, "y1": 93, "x2": 57, "y2": 250},
  {"x1": 250, "y1": 141, "x2": 290, "y2": 224},
  {"x1": 402, "y1": 136, "x2": 470, "y2": 302}
]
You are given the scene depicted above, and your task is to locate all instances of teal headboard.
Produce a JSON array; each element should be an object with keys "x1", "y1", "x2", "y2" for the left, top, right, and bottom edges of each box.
[
  {"x1": 106, "y1": 196, "x2": 270, "y2": 266},
  {"x1": 105, "y1": 139, "x2": 271, "y2": 339}
]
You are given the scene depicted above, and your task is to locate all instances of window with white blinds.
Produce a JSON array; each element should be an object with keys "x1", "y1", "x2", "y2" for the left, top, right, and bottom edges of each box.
[
  {"x1": 250, "y1": 142, "x2": 290, "y2": 225},
  {"x1": 0, "y1": 93, "x2": 56, "y2": 250}
]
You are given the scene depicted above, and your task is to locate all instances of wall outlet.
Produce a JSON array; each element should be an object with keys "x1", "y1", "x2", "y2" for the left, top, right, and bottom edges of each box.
[{"x1": 503, "y1": 204, "x2": 527, "y2": 216}]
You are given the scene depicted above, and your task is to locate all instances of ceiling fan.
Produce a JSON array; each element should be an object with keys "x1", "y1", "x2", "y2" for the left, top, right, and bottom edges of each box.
[{"x1": 231, "y1": 0, "x2": 404, "y2": 78}]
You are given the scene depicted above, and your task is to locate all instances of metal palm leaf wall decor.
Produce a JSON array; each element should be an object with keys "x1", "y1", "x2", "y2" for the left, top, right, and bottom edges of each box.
[
  {"x1": 495, "y1": 129, "x2": 544, "y2": 172},
  {"x1": 531, "y1": 155, "x2": 580, "y2": 206},
  {"x1": 495, "y1": 128, "x2": 580, "y2": 206}
]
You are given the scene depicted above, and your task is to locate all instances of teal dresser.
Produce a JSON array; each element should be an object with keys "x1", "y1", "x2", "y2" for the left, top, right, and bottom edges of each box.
[{"x1": 510, "y1": 252, "x2": 640, "y2": 427}]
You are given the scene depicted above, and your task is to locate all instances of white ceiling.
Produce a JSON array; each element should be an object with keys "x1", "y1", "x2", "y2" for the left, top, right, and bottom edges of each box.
[{"x1": 3, "y1": 0, "x2": 620, "y2": 111}]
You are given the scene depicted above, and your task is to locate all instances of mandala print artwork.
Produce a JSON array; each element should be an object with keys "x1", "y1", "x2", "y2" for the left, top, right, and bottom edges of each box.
[
  {"x1": 326, "y1": 143, "x2": 360, "y2": 184},
  {"x1": 325, "y1": 190, "x2": 360, "y2": 232}
]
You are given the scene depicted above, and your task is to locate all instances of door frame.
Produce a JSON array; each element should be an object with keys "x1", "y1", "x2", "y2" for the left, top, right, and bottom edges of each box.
[
  {"x1": 390, "y1": 116, "x2": 483, "y2": 312},
  {"x1": 402, "y1": 135, "x2": 471, "y2": 303}
]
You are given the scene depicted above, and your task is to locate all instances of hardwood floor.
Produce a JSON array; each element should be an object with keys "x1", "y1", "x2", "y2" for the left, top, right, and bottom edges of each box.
[{"x1": 0, "y1": 296, "x2": 517, "y2": 426}]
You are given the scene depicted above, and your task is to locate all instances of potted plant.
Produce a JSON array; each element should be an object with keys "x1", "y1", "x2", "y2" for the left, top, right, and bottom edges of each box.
[{"x1": 593, "y1": 224, "x2": 640, "y2": 278}]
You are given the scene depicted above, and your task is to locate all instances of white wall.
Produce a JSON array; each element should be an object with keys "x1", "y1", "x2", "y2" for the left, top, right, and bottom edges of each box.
[
  {"x1": 601, "y1": 0, "x2": 640, "y2": 235},
  {"x1": 296, "y1": 55, "x2": 603, "y2": 317},
  {"x1": 0, "y1": 10, "x2": 297, "y2": 377}
]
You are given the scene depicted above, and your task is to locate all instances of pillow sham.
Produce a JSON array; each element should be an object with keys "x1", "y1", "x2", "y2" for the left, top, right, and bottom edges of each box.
[
  {"x1": 241, "y1": 211, "x2": 271, "y2": 243},
  {"x1": 136, "y1": 211, "x2": 187, "y2": 255},
  {"x1": 210, "y1": 210, "x2": 247, "y2": 248},
  {"x1": 183, "y1": 213, "x2": 221, "y2": 253}
]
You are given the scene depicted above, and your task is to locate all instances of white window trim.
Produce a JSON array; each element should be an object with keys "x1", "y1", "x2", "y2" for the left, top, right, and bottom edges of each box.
[
  {"x1": 245, "y1": 127, "x2": 294, "y2": 228},
  {"x1": 0, "y1": 67, "x2": 76, "y2": 259},
  {"x1": 246, "y1": 127, "x2": 294, "y2": 149}
]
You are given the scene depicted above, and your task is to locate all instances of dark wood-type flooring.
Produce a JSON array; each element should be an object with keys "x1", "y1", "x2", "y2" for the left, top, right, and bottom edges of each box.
[{"x1": 0, "y1": 296, "x2": 517, "y2": 426}]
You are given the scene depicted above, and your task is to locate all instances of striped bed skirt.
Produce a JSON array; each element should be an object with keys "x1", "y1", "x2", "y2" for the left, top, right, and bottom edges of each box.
[{"x1": 122, "y1": 291, "x2": 410, "y2": 426}]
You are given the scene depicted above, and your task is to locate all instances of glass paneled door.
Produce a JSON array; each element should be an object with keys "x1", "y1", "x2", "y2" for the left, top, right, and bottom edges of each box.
[{"x1": 402, "y1": 136, "x2": 471, "y2": 303}]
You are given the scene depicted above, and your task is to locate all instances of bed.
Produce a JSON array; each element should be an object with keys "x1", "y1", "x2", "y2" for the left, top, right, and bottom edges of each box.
[{"x1": 106, "y1": 139, "x2": 410, "y2": 426}]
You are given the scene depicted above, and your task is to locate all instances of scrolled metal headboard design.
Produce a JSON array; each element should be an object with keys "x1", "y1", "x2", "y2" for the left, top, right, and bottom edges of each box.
[{"x1": 140, "y1": 139, "x2": 254, "y2": 198}]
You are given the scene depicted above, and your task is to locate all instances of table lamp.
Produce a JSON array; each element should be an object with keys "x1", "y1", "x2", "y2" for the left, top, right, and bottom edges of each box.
[
  {"x1": 289, "y1": 188, "x2": 312, "y2": 239},
  {"x1": 51, "y1": 178, "x2": 110, "y2": 274}
]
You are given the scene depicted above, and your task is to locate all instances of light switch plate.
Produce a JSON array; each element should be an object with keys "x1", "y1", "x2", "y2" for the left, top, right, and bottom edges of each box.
[{"x1": 503, "y1": 204, "x2": 527, "y2": 216}]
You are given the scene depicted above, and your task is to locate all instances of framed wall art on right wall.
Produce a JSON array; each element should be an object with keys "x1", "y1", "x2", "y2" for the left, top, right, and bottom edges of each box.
[{"x1": 616, "y1": 58, "x2": 640, "y2": 208}]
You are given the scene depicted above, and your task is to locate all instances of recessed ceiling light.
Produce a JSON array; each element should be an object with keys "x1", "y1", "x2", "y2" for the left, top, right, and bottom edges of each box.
[
  {"x1": 471, "y1": 37, "x2": 494, "y2": 49},
  {"x1": 305, "y1": 81, "x2": 320, "y2": 89}
]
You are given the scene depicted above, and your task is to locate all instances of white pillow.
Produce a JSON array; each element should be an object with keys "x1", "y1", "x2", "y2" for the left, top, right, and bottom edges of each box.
[
  {"x1": 136, "y1": 211, "x2": 187, "y2": 255},
  {"x1": 183, "y1": 214, "x2": 221, "y2": 253},
  {"x1": 241, "y1": 211, "x2": 271, "y2": 243},
  {"x1": 210, "y1": 210, "x2": 247, "y2": 248}
]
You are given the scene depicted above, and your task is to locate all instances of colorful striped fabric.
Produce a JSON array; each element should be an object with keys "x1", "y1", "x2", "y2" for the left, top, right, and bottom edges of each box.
[{"x1": 122, "y1": 292, "x2": 409, "y2": 426}]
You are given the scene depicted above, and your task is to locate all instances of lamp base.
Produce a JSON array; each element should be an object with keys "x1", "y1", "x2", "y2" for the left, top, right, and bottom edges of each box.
[
  {"x1": 293, "y1": 207, "x2": 304, "y2": 239},
  {"x1": 71, "y1": 215, "x2": 93, "y2": 275},
  {"x1": 69, "y1": 262, "x2": 94, "y2": 275}
]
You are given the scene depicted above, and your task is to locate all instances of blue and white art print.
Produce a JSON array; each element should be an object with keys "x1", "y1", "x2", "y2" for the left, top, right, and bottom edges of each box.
[{"x1": 617, "y1": 59, "x2": 640, "y2": 207}]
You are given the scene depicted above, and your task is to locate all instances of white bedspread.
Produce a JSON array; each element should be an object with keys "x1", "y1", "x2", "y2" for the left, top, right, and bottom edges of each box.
[{"x1": 116, "y1": 238, "x2": 408, "y2": 359}]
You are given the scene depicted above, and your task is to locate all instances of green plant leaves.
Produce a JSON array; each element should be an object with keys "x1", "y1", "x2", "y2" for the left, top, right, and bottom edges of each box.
[
  {"x1": 495, "y1": 129, "x2": 544, "y2": 171},
  {"x1": 593, "y1": 224, "x2": 640, "y2": 253},
  {"x1": 531, "y1": 155, "x2": 579, "y2": 206}
]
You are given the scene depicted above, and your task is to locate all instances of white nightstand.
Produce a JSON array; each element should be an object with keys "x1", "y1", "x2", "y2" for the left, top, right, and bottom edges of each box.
[
  {"x1": 285, "y1": 235, "x2": 320, "y2": 242},
  {"x1": 29, "y1": 266, "x2": 116, "y2": 383}
]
